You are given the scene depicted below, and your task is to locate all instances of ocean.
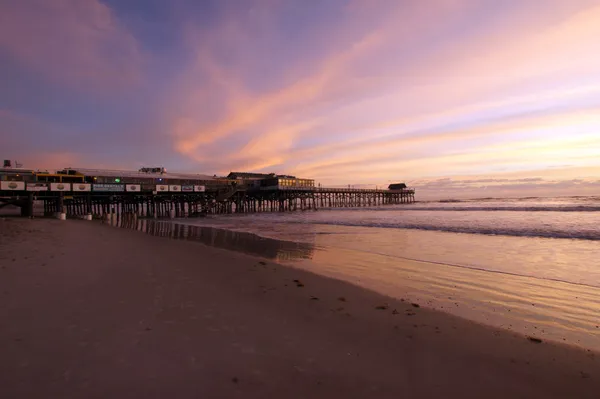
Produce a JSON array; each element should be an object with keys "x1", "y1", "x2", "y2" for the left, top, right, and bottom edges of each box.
[{"x1": 128, "y1": 196, "x2": 600, "y2": 350}]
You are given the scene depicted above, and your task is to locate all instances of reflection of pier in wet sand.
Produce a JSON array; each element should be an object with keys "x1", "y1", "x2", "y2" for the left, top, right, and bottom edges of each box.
[{"x1": 115, "y1": 217, "x2": 315, "y2": 262}]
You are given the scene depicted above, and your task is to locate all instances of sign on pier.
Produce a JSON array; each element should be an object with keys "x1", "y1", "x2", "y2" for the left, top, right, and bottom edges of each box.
[
  {"x1": 92, "y1": 184, "x2": 124, "y2": 192},
  {"x1": 126, "y1": 184, "x2": 141, "y2": 192},
  {"x1": 1, "y1": 181, "x2": 25, "y2": 190},
  {"x1": 26, "y1": 183, "x2": 48, "y2": 191},
  {"x1": 72, "y1": 184, "x2": 91, "y2": 192},
  {"x1": 50, "y1": 183, "x2": 71, "y2": 191}
]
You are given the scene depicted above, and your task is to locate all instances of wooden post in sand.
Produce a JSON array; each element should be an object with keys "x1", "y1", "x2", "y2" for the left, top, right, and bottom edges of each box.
[
  {"x1": 58, "y1": 192, "x2": 66, "y2": 220},
  {"x1": 21, "y1": 193, "x2": 34, "y2": 218}
]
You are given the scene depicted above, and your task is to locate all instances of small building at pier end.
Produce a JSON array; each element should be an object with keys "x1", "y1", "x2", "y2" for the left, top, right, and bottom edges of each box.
[{"x1": 388, "y1": 183, "x2": 408, "y2": 192}]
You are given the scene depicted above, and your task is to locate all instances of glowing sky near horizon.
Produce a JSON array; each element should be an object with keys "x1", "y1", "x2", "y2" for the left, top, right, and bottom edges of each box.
[{"x1": 1, "y1": 0, "x2": 599, "y2": 198}]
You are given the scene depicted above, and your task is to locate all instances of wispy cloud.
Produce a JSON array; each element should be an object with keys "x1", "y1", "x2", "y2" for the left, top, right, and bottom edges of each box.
[
  {"x1": 0, "y1": 0, "x2": 142, "y2": 90},
  {"x1": 161, "y1": 0, "x2": 600, "y2": 187},
  {"x1": 168, "y1": 0, "x2": 473, "y2": 164}
]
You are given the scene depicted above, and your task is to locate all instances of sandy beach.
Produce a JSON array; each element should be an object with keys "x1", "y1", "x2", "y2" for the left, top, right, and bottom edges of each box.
[{"x1": 0, "y1": 218, "x2": 598, "y2": 398}]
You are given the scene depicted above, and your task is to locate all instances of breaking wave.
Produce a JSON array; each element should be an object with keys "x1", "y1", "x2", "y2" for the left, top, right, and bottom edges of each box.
[{"x1": 290, "y1": 220, "x2": 600, "y2": 241}]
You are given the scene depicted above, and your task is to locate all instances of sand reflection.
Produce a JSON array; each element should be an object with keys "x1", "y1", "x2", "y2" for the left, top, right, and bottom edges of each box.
[{"x1": 115, "y1": 217, "x2": 315, "y2": 262}]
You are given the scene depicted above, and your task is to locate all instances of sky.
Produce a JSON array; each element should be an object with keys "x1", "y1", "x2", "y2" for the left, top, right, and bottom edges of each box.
[{"x1": 1, "y1": 0, "x2": 599, "y2": 199}]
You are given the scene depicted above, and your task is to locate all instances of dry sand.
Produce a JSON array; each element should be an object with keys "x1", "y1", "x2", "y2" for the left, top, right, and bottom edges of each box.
[{"x1": 0, "y1": 218, "x2": 598, "y2": 398}]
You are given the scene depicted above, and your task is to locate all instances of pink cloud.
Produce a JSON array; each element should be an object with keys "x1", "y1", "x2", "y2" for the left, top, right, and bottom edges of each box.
[
  {"x1": 0, "y1": 0, "x2": 142, "y2": 91},
  {"x1": 0, "y1": 109, "x2": 137, "y2": 171},
  {"x1": 8, "y1": 151, "x2": 81, "y2": 171},
  {"x1": 168, "y1": 0, "x2": 474, "y2": 164}
]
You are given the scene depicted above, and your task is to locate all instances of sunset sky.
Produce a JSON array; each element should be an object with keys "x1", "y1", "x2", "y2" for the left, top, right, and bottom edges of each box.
[{"x1": 1, "y1": 0, "x2": 599, "y2": 198}]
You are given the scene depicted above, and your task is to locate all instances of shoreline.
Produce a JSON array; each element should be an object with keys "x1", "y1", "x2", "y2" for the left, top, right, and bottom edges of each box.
[
  {"x1": 128, "y1": 217, "x2": 600, "y2": 351},
  {"x1": 1, "y1": 218, "x2": 599, "y2": 398}
]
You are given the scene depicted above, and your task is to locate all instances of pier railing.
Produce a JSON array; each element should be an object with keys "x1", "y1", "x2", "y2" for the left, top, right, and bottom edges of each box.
[
  {"x1": 216, "y1": 187, "x2": 246, "y2": 201},
  {"x1": 259, "y1": 186, "x2": 415, "y2": 193},
  {"x1": 315, "y1": 187, "x2": 415, "y2": 193}
]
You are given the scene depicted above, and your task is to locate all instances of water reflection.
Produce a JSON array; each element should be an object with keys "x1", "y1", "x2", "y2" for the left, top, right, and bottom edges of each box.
[{"x1": 115, "y1": 217, "x2": 315, "y2": 261}]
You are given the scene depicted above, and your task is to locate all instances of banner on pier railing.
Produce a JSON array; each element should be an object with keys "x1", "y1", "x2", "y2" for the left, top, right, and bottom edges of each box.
[
  {"x1": 126, "y1": 184, "x2": 141, "y2": 192},
  {"x1": 26, "y1": 183, "x2": 48, "y2": 191},
  {"x1": 50, "y1": 183, "x2": 71, "y2": 192},
  {"x1": 92, "y1": 183, "x2": 124, "y2": 192},
  {"x1": 156, "y1": 184, "x2": 168, "y2": 192},
  {"x1": 181, "y1": 185, "x2": 194, "y2": 192},
  {"x1": 72, "y1": 183, "x2": 91, "y2": 192},
  {"x1": 194, "y1": 185, "x2": 205, "y2": 192},
  {"x1": 169, "y1": 185, "x2": 181, "y2": 192},
  {"x1": 1, "y1": 181, "x2": 25, "y2": 191}
]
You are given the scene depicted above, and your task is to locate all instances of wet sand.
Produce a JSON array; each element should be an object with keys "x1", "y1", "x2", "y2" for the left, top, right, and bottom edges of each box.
[
  {"x1": 167, "y1": 218, "x2": 600, "y2": 350},
  {"x1": 0, "y1": 218, "x2": 599, "y2": 398}
]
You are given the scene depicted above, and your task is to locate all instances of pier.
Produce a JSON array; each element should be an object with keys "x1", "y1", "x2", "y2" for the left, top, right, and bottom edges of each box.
[
  {"x1": 1, "y1": 187, "x2": 415, "y2": 219},
  {"x1": 0, "y1": 165, "x2": 415, "y2": 219}
]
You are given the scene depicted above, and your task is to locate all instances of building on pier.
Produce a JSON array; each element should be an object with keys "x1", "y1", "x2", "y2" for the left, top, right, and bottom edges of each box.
[
  {"x1": 259, "y1": 176, "x2": 315, "y2": 190},
  {"x1": 0, "y1": 168, "x2": 35, "y2": 182},
  {"x1": 388, "y1": 183, "x2": 408, "y2": 192},
  {"x1": 227, "y1": 171, "x2": 274, "y2": 189},
  {"x1": 62, "y1": 167, "x2": 218, "y2": 185},
  {"x1": 227, "y1": 172, "x2": 275, "y2": 180},
  {"x1": 227, "y1": 171, "x2": 315, "y2": 191}
]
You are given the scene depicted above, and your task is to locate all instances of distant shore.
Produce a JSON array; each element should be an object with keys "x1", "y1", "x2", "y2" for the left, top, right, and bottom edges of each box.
[{"x1": 1, "y1": 218, "x2": 598, "y2": 398}]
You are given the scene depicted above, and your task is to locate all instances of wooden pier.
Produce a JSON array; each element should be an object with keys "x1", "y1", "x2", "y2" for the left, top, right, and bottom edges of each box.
[{"x1": 1, "y1": 186, "x2": 415, "y2": 219}]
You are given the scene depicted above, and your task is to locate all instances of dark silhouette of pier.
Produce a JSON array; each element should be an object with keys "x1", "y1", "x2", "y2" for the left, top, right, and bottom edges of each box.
[{"x1": 1, "y1": 186, "x2": 415, "y2": 219}]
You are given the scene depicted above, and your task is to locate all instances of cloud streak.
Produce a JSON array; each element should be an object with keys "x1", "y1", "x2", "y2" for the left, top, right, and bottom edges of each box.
[{"x1": 0, "y1": 0, "x2": 142, "y2": 91}]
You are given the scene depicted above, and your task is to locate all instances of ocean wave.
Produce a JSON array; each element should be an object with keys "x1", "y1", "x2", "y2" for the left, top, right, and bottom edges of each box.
[
  {"x1": 319, "y1": 205, "x2": 600, "y2": 212},
  {"x1": 400, "y1": 206, "x2": 600, "y2": 212},
  {"x1": 295, "y1": 220, "x2": 600, "y2": 241},
  {"x1": 422, "y1": 196, "x2": 600, "y2": 204}
]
